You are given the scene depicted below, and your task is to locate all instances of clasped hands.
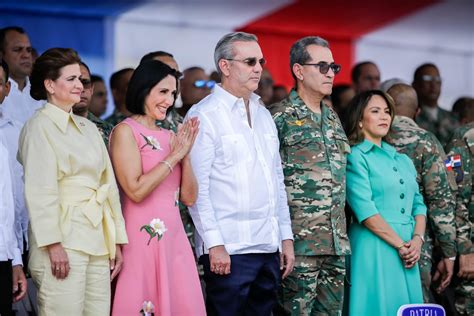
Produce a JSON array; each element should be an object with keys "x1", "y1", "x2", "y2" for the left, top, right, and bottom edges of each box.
[{"x1": 397, "y1": 237, "x2": 423, "y2": 269}]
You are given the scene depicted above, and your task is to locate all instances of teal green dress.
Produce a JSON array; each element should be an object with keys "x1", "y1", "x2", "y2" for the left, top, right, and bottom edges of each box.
[{"x1": 346, "y1": 140, "x2": 426, "y2": 316}]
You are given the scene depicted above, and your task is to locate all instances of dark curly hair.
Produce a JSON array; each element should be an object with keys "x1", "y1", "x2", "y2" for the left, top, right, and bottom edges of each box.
[{"x1": 30, "y1": 48, "x2": 81, "y2": 101}]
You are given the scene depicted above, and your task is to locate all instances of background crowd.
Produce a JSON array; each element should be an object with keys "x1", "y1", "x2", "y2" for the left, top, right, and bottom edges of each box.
[{"x1": 0, "y1": 24, "x2": 473, "y2": 316}]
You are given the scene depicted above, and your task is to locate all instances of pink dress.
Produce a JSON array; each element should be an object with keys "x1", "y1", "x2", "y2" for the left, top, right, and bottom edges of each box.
[{"x1": 112, "y1": 118, "x2": 205, "y2": 316}]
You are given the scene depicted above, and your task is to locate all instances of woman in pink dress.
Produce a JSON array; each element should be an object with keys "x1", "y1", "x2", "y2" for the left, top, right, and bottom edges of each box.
[{"x1": 110, "y1": 60, "x2": 205, "y2": 316}]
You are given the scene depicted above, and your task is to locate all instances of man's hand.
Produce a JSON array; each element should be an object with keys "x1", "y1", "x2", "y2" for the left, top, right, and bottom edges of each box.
[
  {"x1": 280, "y1": 239, "x2": 295, "y2": 279},
  {"x1": 209, "y1": 245, "x2": 231, "y2": 275},
  {"x1": 12, "y1": 265, "x2": 27, "y2": 302},
  {"x1": 458, "y1": 253, "x2": 474, "y2": 279},
  {"x1": 433, "y1": 258, "x2": 454, "y2": 293}
]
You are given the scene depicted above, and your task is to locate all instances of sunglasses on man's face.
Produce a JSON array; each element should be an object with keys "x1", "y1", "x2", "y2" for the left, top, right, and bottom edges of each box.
[
  {"x1": 194, "y1": 80, "x2": 216, "y2": 89},
  {"x1": 421, "y1": 75, "x2": 441, "y2": 83},
  {"x1": 300, "y1": 62, "x2": 341, "y2": 75},
  {"x1": 226, "y1": 57, "x2": 266, "y2": 67}
]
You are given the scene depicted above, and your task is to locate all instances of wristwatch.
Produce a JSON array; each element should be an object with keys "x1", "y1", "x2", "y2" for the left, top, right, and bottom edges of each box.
[{"x1": 413, "y1": 233, "x2": 425, "y2": 243}]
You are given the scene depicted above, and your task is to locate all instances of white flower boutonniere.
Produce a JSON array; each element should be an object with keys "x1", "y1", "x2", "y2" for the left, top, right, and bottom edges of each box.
[
  {"x1": 140, "y1": 133, "x2": 162, "y2": 151},
  {"x1": 140, "y1": 218, "x2": 167, "y2": 245}
]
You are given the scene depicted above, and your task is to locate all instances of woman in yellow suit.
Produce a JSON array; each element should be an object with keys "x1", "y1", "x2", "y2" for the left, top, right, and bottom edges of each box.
[{"x1": 18, "y1": 48, "x2": 128, "y2": 315}]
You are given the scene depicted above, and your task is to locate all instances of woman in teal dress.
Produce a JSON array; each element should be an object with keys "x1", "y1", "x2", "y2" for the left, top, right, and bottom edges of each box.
[{"x1": 343, "y1": 90, "x2": 427, "y2": 316}]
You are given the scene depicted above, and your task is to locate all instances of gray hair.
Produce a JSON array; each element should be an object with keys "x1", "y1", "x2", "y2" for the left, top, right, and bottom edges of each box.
[
  {"x1": 290, "y1": 36, "x2": 329, "y2": 81},
  {"x1": 214, "y1": 32, "x2": 258, "y2": 76}
]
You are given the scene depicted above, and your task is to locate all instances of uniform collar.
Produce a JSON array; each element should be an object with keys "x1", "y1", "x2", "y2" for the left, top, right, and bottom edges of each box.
[
  {"x1": 357, "y1": 139, "x2": 396, "y2": 157},
  {"x1": 41, "y1": 103, "x2": 84, "y2": 134},
  {"x1": 288, "y1": 89, "x2": 338, "y2": 122},
  {"x1": 214, "y1": 84, "x2": 262, "y2": 110},
  {"x1": 393, "y1": 115, "x2": 417, "y2": 126}
]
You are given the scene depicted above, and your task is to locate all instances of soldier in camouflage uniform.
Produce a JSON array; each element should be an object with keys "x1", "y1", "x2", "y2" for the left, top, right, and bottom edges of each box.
[
  {"x1": 87, "y1": 112, "x2": 113, "y2": 145},
  {"x1": 156, "y1": 107, "x2": 183, "y2": 133},
  {"x1": 385, "y1": 84, "x2": 457, "y2": 302},
  {"x1": 105, "y1": 68, "x2": 134, "y2": 126},
  {"x1": 413, "y1": 63, "x2": 459, "y2": 146},
  {"x1": 446, "y1": 122, "x2": 474, "y2": 316},
  {"x1": 155, "y1": 107, "x2": 195, "y2": 249},
  {"x1": 72, "y1": 62, "x2": 114, "y2": 145},
  {"x1": 270, "y1": 36, "x2": 350, "y2": 316}
]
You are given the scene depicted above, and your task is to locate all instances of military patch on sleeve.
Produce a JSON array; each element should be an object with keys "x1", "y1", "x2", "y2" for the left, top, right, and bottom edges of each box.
[{"x1": 445, "y1": 154, "x2": 463, "y2": 183}]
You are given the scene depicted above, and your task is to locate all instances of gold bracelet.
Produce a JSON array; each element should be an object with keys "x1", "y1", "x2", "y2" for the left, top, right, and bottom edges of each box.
[{"x1": 160, "y1": 160, "x2": 173, "y2": 173}]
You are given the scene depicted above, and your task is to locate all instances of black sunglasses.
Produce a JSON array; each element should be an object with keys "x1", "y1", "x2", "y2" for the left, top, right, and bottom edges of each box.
[
  {"x1": 301, "y1": 62, "x2": 341, "y2": 75},
  {"x1": 226, "y1": 57, "x2": 266, "y2": 67}
]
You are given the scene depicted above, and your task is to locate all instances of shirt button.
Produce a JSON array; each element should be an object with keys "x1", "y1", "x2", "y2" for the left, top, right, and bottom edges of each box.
[
  {"x1": 400, "y1": 179, "x2": 404, "y2": 184},
  {"x1": 400, "y1": 193, "x2": 405, "y2": 199},
  {"x1": 393, "y1": 167, "x2": 398, "y2": 172},
  {"x1": 401, "y1": 208, "x2": 406, "y2": 214}
]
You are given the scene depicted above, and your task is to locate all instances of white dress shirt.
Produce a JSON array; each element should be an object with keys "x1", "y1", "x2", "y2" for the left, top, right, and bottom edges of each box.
[
  {"x1": 0, "y1": 110, "x2": 28, "y2": 252},
  {"x1": 187, "y1": 84, "x2": 293, "y2": 257},
  {"x1": 2, "y1": 78, "x2": 43, "y2": 125},
  {"x1": 0, "y1": 135, "x2": 22, "y2": 266}
]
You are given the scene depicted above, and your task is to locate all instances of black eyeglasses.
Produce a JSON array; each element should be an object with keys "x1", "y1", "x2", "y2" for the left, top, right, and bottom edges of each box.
[
  {"x1": 80, "y1": 78, "x2": 92, "y2": 89},
  {"x1": 300, "y1": 62, "x2": 341, "y2": 75},
  {"x1": 226, "y1": 57, "x2": 266, "y2": 67}
]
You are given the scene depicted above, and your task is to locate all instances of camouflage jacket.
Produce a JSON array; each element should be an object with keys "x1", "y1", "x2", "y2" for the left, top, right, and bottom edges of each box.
[
  {"x1": 87, "y1": 112, "x2": 114, "y2": 146},
  {"x1": 386, "y1": 116, "x2": 457, "y2": 257},
  {"x1": 105, "y1": 110, "x2": 127, "y2": 127},
  {"x1": 156, "y1": 107, "x2": 183, "y2": 133},
  {"x1": 416, "y1": 105, "x2": 459, "y2": 146},
  {"x1": 270, "y1": 89, "x2": 351, "y2": 256},
  {"x1": 446, "y1": 122, "x2": 474, "y2": 254}
]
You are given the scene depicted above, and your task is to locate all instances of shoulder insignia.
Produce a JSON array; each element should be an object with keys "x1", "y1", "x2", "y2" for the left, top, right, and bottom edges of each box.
[{"x1": 445, "y1": 154, "x2": 463, "y2": 183}]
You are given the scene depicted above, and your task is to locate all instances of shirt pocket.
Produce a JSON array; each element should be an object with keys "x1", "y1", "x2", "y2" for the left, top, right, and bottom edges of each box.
[
  {"x1": 221, "y1": 134, "x2": 250, "y2": 166},
  {"x1": 263, "y1": 133, "x2": 279, "y2": 159},
  {"x1": 282, "y1": 130, "x2": 325, "y2": 168}
]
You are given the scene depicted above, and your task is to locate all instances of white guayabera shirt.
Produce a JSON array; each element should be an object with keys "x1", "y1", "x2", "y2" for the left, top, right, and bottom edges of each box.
[
  {"x1": 0, "y1": 135, "x2": 22, "y2": 266},
  {"x1": 187, "y1": 84, "x2": 293, "y2": 257},
  {"x1": 2, "y1": 78, "x2": 43, "y2": 125},
  {"x1": 0, "y1": 111, "x2": 28, "y2": 253}
]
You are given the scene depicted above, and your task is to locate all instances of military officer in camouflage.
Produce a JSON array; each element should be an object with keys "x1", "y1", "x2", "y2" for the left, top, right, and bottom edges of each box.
[
  {"x1": 385, "y1": 83, "x2": 457, "y2": 302},
  {"x1": 446, "y1": 121, "x2": 474, "y2": 316},
  {"x1": 72, "y1": 62, "x2": 113, "y2": 145},
  {"x1": 269, "y1": 36, "x2": 350, "y2": 316},
  {"x1": 413, "y1": 63, "x2": 459, "y2": 146}
]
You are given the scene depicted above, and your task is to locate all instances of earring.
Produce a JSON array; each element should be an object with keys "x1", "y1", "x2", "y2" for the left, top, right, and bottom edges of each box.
[
  {"x1": 359, "y1": 122, "x2": 363, "y2": 128},
  {"x1": 299, "y1": 76, "x2": 303, "y2": 80}
]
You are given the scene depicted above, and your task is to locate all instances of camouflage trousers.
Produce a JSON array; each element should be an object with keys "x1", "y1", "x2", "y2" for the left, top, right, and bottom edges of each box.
[
  {"x1": 455, "y1": 278, "x2": 474, "y2": 315},
  {"x1": 419, "y1": 242, "x2": 434, "y2": 303},
  {"x1": 278, "y1": 255, "x2": 345, "y2": 316}
]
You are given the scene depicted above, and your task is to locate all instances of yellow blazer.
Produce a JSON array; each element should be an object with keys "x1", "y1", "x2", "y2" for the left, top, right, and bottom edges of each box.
[{"x1": 18, "y1": 103, "x2": 127, "y2": 259}]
